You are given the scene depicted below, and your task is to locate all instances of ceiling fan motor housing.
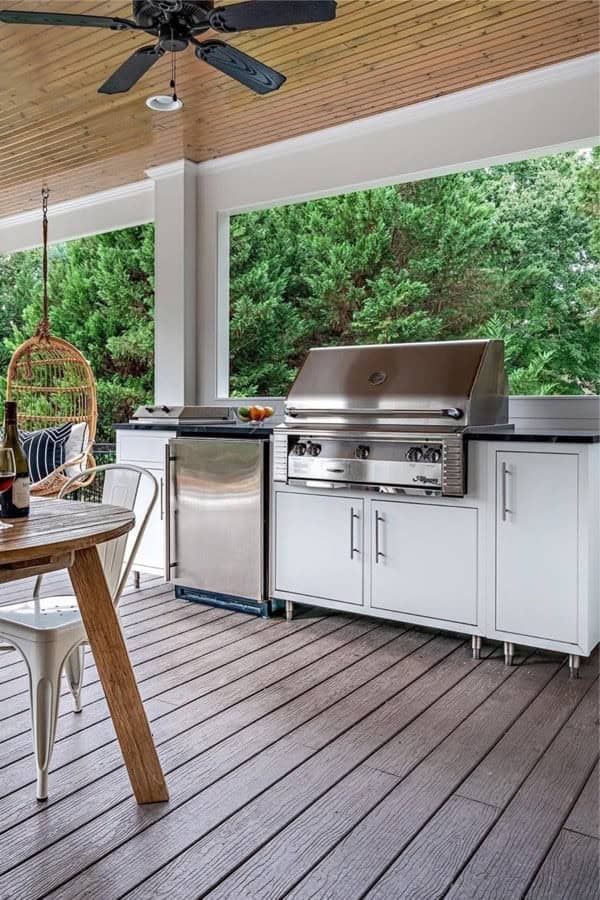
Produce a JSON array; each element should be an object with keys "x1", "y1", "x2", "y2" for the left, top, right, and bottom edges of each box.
[
  {"x1": 132, "y1": 0, "x2": 213, "y2": 33},
  {"x1": 158, "y1": 24, "x2": 189, "y2": 52}
]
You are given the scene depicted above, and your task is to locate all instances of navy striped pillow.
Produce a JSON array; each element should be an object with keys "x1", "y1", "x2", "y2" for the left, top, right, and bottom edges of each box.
[{"x1": 20, "y1": 423, "x2": 73, "y2": 484}]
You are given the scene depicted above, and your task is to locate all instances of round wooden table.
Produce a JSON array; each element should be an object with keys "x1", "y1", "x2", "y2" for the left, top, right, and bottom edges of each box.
[{"x1": 0, "y1": 499, "x2": 169, "y2": 805}]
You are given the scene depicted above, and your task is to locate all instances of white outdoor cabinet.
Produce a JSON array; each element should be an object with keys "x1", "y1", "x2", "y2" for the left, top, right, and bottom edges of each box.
[
  {"x1": 115, "y1": 429, "x2": 172, "y2": 580},
  {"x1": 495, "y1": 450, "x2": 578, "y2": 642},
  {"x1": 485, "y1": 442, "x2": 600, "y2": 659},
  {"x1": 370, "y1": 500, "x2": 478, "y2": 626},
  {"x1": 272, "y1": 439, "x2": 599, "y2": 668},
  {"x1": 272, "y1": 481, "x2": 483, "y2": 630},
  {"x1": 274, "y1": 490, "x2": 364, "y2": 607}
]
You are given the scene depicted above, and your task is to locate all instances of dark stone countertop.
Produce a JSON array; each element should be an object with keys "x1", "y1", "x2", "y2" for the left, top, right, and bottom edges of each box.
[
  {"x1": 114, "y1": 421, "x2": 274, "y2": 438},
  {"x1": 466, "y1": 426, "x2": 599, "y2": 444},
  {"x1": 115, "y1": 422, "x2": 598, "y2": 443}
]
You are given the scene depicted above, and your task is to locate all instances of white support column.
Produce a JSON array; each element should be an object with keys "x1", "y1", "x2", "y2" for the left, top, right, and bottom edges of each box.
[{"x1": 146, "y1": 160, "x2": 198, "y2": 406}]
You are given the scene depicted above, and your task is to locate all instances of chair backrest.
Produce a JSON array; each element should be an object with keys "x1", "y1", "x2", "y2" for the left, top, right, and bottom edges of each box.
[{"x1": 59, "y1": 464, "x2": 158, "y2": 606}]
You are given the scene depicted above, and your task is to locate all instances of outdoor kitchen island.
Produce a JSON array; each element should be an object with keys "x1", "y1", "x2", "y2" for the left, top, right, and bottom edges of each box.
[
  {"x1": 116, "y1": 344, "x2": 599, "y2": 674},
  {"x1": 273, "y1": 430, "x2": 599, "y2": 673},
  {"x1": 272, "y1": 342, "x2": 599, "y2": 676}
]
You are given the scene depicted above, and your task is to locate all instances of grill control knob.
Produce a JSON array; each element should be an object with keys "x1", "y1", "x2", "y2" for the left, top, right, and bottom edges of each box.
[
  {"x1": 307, "y1": 443, "x2": 321, "y2": 457},
  {"x1": 355, "y1": 445, "x2": 370, "y2": 460},
  {"x1": 293, "y1": 443, "x2": 307, "y2": 456},
  {"x1": 424, "y1": 447, "x2": 442, "y2": 463},
  {"x1": 407, "y1": 446, "x2": 423, "y2": 462}
]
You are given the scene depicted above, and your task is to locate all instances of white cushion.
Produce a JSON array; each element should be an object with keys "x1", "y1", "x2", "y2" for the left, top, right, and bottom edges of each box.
[{"x1": 64, "y1": 421, "x2": 89, "y2": 477}]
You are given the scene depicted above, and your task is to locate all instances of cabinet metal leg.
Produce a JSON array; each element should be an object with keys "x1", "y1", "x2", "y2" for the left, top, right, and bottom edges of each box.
[
  {"x1": 504, "y1": 641, "x2": 515, "y2": 667},
  {"x1": 133, "y1": 570, "x2": 141, "y2": 590},
  {"x1": 285, "y1": 599, "x2": 294, "y2": 622},
  {"x1": 568, "y1": 654, "x2": 580, "y2": 679},
  {"x1": 471, "y1": 635, "x2": 482, "y2": 660}
]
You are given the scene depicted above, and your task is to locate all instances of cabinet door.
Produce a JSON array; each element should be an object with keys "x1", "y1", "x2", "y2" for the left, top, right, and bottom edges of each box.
[
  {"x1": 131, "y1": 466, "x2": 166, "y2": 576},
  {"x1": 117, "y1": 431, "x2": 171, "y2": 465},
  {"x1": 275, "y1": 491, "x2": 363, "y2": 606},
  {"x1": 371, "y1": 501, "x2": 478, "y2": 625},
  {"x1": 496, "y1": 451, "x2": 578, "y2": 643}
]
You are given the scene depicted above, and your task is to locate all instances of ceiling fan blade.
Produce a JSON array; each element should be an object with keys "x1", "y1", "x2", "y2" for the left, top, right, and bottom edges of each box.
[
  {"x1": 0, "y1": 10, "x2": 138, "y2": 30},
  {"x1": 98, "y1": 45, "x2": 165, "y2": 95},
  {"x1": 194, "y1": 40, "x2": 285, "y2": 94},
  {"x1": 208, "y1": 1, "x2": 336, "y2": 33}
]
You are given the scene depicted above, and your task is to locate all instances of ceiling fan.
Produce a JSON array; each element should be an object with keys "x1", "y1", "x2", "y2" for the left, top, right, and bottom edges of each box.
[{"x1": 0, "y1": 0, "x2": 337, "y2": 95}]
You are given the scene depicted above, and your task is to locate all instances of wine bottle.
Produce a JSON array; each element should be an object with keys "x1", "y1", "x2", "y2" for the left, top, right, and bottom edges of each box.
[{"x1": 0, "y1": 401, "x2": 30, "y2": 518}]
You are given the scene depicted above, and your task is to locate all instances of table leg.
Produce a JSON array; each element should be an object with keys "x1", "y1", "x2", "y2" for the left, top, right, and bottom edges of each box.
[{"x1": 69, "y1": 545, "x2": 169, "y2": 804}]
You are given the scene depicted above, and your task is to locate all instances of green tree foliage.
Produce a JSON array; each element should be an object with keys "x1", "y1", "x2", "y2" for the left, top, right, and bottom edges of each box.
[
  {"x1": 230, "y1": 149, "x2": 599, "y2": 397},
  {"x1": 0, "y1": 225, "x2": 154, "y2": 440},
  {"x1": 0, "y1": 151, "x2": 597, "y2": 444}
]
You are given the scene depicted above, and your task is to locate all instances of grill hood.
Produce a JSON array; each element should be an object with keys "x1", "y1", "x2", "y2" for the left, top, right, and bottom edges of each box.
[{"x1": 285, "y1": 339, "x2": 508, "y2": 431}]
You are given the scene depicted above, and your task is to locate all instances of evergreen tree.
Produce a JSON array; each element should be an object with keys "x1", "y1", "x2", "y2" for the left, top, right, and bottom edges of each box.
[
  {"x1": 229, "y1": 149, "x2": 599, "y2": 397},
  {"x1": 1, "y1": 225, "x2": 154, "y2": 440}
]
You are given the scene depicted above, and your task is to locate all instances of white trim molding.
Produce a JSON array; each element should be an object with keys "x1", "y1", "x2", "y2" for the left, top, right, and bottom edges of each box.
[
  {"x1": 197, "y1": 53, "x2": 599, "y2": 181},
  {"x1": 0, "y1": 179, "x2": 154, "y2": 254}
]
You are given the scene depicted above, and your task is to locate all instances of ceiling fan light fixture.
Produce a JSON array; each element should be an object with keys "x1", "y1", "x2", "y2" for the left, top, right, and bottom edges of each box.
[{"x1": 146, "y1": 93, "x2": 183, "y2": 111}]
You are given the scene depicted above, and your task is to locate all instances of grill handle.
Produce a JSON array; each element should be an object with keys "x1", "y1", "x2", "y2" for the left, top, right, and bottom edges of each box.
[{"x1": 286, "y1": 407, "x2": 463, "y2": 420}]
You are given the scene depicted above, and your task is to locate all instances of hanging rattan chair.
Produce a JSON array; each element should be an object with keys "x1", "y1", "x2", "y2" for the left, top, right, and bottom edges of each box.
[{"x1": 5, "y1": 189, "x2": 97, "y2": 498}]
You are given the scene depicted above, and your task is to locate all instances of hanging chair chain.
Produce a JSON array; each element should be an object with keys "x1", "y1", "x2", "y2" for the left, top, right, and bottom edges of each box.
[{"x1": 36, "y1": 186, "x2": 51, "y2": 340}]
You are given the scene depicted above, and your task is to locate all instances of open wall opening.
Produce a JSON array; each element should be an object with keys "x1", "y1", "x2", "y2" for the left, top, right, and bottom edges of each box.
[
  {"x1": 0, "y1": 224, "x2": 155, "y2": 440},
  {"x1": 226, "y1": 147, "x2": 599, "y2": 401}
]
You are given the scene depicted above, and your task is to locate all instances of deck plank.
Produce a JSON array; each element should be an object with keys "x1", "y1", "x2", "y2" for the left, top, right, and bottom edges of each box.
[
  {"x1": 0, "y1": 579, "x2": 597, "y2": 900},
  {"x1": 364, "y1": 796, "x2": 498, "y2": 900},
  {"x1": 456, "y1": 659, "x2": 598, "y2": 810},
  {"x1": 0, "y1": 613, "x2": 343, "y2": 800},
  {"x1": 0, "y1": 618, "x2": 392, "y2": 879},
  {"x1": 122, "y1": 637, "x2": 473, "y2": 900},
  {"x1": 526, "y1": 830, "x2": 600, "y2": 900},
  {"x1": 564, "y1": 762, "x2": 599, "y2": 840},
  {"x1": 282, "y1": 656, "x2": 563, "y2": 900},
  {"x1": 445, "y1": 685, "x2": 599, "y2": 900},
  {"x1": 0, "y1": 604, "x2": 313, "y2": 762}
]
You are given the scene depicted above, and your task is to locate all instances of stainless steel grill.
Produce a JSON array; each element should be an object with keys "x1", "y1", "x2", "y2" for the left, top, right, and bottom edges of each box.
[{"x1": 274, "y1": 339, "x2": 509, "y2": 497}]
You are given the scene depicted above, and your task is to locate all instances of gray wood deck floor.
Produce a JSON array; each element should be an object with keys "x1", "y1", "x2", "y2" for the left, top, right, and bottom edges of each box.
[{"x1": 0, "y1": 574, "x2": 597, "y2": 900}]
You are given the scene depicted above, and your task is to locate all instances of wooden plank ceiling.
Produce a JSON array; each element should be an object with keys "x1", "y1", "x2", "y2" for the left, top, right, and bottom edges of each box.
[{"x1": 0, "y1": 0, "x2": 597, "y2": 217}]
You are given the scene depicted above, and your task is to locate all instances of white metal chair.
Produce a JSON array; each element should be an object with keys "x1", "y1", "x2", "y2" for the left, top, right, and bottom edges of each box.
[{"x1": 0, "y1": 464, "x2": 157, "y2": 800}]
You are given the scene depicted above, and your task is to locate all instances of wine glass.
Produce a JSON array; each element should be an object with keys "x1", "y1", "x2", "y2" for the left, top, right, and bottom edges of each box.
[{"x1": 0, "y1": 448, "x2": 16, "y2": 530}]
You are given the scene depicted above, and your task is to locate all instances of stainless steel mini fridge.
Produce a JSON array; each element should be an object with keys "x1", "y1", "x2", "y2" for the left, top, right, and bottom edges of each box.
[{"x1": 166, "y1": 436, "x2": 270, "y2": 615}]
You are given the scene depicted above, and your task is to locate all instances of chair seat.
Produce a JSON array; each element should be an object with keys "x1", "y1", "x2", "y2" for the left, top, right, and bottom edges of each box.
[{"x1": 0, "y1": 596, "x2": 85, "y2": 643}]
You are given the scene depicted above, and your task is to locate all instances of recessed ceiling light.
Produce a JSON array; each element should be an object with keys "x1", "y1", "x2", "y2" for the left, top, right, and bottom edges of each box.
[{"x1": 146, "y1": 94, "x2": 183, "y2": 112}]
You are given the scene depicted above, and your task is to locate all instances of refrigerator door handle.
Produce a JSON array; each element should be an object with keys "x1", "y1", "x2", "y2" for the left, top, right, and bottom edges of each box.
[{"x1": 165, "y1": 444, "x2": 175, "y2": 581}]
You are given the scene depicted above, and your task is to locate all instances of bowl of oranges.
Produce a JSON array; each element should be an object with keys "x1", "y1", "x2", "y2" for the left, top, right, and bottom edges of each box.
[{"x1": 236, "y1": 404, "x2": 274, "y2": 423}]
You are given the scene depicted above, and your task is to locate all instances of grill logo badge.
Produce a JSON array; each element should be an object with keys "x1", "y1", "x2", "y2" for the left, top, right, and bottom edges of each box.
[
  {"x1": 368, "y1": 371, "x2": 387, "y2": 386},
  {"x1": 414, "y1": 475, "x2": 440, "y2": 485}
]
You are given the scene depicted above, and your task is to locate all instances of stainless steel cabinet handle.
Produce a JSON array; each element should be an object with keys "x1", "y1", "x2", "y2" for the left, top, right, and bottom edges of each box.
[
  {"x1": 350, "y1": 507, "x2": 360, "y2": 559},
  {"x1": 375, "y1": 510, "x2": 385, "y2": 563},
  {"x1": 501, "y1": 462, "x2": 512, "y2": 521},
  {"x1": 165, "y1": 448, "x2": 174, "y2": 581},
  {"x1": 159, "y1": 476, "x2": 164, "y2": 521}
]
